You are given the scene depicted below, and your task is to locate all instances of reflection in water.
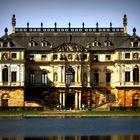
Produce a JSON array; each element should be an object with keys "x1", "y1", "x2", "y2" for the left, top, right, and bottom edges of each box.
[{"x1": 0, "y1": 136, "x2": 140, "y2": 140}]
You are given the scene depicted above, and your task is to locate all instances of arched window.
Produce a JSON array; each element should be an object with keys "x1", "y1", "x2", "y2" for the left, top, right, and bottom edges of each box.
[
  {"x1": 133, "y1": 66, "x2": 139, "y2": 84},
  {"x1": 66, "y1": 67, "x2": 75, "y2": 83},
  {"x1": 54, "y1": 72, "x2": 58, "y2": 82},
  {"x1": 2, "y1": 67, "x2": 8, "y2": 83},
  {"x1": 1, "y1": 93, "x2": 9, "y2": 108}
]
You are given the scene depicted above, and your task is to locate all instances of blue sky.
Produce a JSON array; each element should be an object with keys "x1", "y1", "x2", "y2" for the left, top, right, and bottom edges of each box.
[{"x1": 0, "y1": 0, "x2": 140, "y2": 36}]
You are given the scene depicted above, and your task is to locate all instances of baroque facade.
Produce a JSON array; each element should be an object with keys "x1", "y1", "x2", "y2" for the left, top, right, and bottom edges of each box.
[{"x1": 0, "y1": 15, "x2": 140, "y2": 109}]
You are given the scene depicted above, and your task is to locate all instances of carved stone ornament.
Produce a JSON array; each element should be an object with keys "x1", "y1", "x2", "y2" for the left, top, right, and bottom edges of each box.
[{"x1": 53, "y1": 42, "x2": 87, "y2": 52}]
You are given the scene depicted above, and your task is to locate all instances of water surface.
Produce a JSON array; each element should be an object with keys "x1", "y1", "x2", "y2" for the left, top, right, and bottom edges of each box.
[{"x1": 0, "y1": 118, "x2": 140, "y2": 139}]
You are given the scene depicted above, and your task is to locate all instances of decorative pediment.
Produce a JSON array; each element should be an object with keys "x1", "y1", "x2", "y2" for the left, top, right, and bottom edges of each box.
[{"x1": 53, "y1": 42, "x2": 87, "y2": 52}]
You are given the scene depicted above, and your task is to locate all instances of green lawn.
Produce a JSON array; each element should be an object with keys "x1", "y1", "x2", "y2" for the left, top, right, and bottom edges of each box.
[
  {"x1": 0, "y1": 110, "x2": 42, "y2": 115},
  {"x1": 80, "y1": 110, "x2": 140, "y2": 115}
]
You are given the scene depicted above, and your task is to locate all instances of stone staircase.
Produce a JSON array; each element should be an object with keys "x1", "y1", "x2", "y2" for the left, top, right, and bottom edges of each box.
[{"x1": 93, "y1": 88, "x2": 117, "y2": 110}]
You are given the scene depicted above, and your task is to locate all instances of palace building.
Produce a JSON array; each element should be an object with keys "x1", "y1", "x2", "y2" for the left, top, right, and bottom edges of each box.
[{"x1": 0, "y1": 15, "x2": 140, "y2": 110}]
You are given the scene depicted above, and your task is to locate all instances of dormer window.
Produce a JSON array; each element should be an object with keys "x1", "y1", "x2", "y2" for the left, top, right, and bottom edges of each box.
[
  {"x1": 29, "y1": 40, "x2": 36, "y2": 46},
  {"x1": 92, "y1": 40, "x2": 100, "y2": 47},
  {"x1": 104, "y1": 40, "x2": 111, "y2": 47},
  {"x1": 134, "y1": 42, "x2": 138, "y2": 47},
  {"x1": 41, "y1": 40, "x2": 48, "y2": 47},
  {"x1": 3, "y1": 42, "x2": 8, "y2": 47}
]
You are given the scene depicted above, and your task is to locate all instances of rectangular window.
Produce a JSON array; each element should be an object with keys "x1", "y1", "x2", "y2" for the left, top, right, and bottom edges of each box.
[
  {"x1": 125, "y1": 53, "x2": 130, "y2": 59},
  {"x1": 41, "y1": 73, "x2": 48, "y2": 84},
  {"x1": 105, "y1": 55, "x2": 111, "y2": 60},
  {"x1": 11, "y1": 72, "x2": 17, "y2": 82},
  {"x1": 53, "y1": 54, "x2": 58, "y2": 60},
  {"x1": 94, "y1": 73, "x2": 99, "y2": 86},
  {"x1": 83, "y1": 54, "x2": 87, "y2": 60},
  {"x1": 11, "y1": 53, "x2": 17, "y2": 59},
  {"x1": 29, "y1": 55, "x2": 34, "y2": 61},
  {"x1": 106, "y1": 73, "x2": 111, "y2": 85},
  {"x1": 93, "y1": 55, "x2": 98, "y2": 61},
  {"x1": 125, "y1": 71, "x2": 130, "y2": 82},
  {"x1": 41, "y1": 55, "x2": 47, "y2": 61},
  {"x1": 29, "y1": 73, "x2": 35, "y2": 84}
]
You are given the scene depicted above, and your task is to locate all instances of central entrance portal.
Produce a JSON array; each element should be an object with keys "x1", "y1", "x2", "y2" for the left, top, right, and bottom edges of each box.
[{"x1": 65, "y1": 93, "x2": 75, "y2": 110}]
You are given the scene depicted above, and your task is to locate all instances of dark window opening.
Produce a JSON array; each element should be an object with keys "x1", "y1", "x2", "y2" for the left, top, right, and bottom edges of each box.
[
  {"x1": 53, "y1": 54, "x2": 58, "y2": 60},
  {"x1": 11, "y1": 53, "x2": 17, "y2": 59},
  {"x1": 29, "y1": 55, "x2": 34, "y2": 61},
  {"x1": 133, "y1": 67, "x2": 139, "y2": 84},
  {"x1": 105, "y1": 55, "x2": 111, "y2": 60},
  {"x1": 134, "y1": 42, "x2": 138, "y2": 47},
  {"x1": 125, "y1": 53, "x2": 130, "y2": 59},
  {"x1": 83, "y1": 54, "x2": 87, "y2": 60},
  {"x1": 41, "y1": 55, "x2": 47, "y2": 60},
  {"x1": 3, "y1": 42, "x2": 8, "y2": 47},
  {"x1": 66, "y1": 68, "x2": 75, "y2": 83},
  {"x1": 94, "y1": 73, "x2": 99, "y2": 86},
  {"x1": 125, "y1": 72, "x2": 130, "y2": 82},
  {"x1": 106, "y1": 73, "x2": 111, "y2": 85},
  {"x1": 93, "y1": 55, "x2": 98, "y2": 61},
  {"x1": 2, "y1": 68, "x2": 8, "y2": 83},
  {"x1": 11, "y1": 72, "x2": 17, "y2": 82}
]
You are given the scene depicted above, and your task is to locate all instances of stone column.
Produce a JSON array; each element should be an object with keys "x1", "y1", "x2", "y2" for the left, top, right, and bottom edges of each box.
[
  {"x1": 78, "y1": 66, "x2": 82, "y2": 85},
  {"x1": 75, "y1": 92, "x2": 78, "y2": 110},
  {"x1": 61, "y1": 66, "x2": 63, "y2": 83},
  {"x1": 87, "y1": 66, "x2": 90, "y2": 86},
  {"x1": 122, "y1": 64, "x2": 125, "y2": 85},
  {"x1": 59, "y1": 93, "x2": 62, "y2": 109},
  {"x1": 8, "y1": 65, "x2": 11, "y2": 85},
  {"x1": 79, "y1": 91, "x2": 82, "y2": 110},
  {"x1": 0, "y1": 66, "x2": 2, "y2": 84},
  {"x1": 63, "y1": 92, "x2": 65, "y2": 108},
  {"x1": 63, "y1": 65, "x2": 65, "y2": 83},
  {"x1": 75, "y1": 66, "x2": 78, "y2": 84},
  {"x1": 131, "y1": 66, "x2": 133, "y2": 85},
  {"x1": 118, "y1": 65, "x2": 121, "y2": 85}
]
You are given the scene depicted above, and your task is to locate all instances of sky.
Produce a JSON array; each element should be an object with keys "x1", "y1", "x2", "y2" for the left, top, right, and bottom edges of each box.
[{"x1": 0, "y1": 0, "x2": 140, "y2": 36}]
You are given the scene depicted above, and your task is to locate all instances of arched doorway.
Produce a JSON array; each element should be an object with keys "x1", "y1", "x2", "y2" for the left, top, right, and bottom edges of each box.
[
  {"x1": 65, "y1": 93, "x2": 75, "y2": 110},
  {"x1": 1, "y1": 94, "x2": 9, "y2": 109},
  {"x1": 133, "y1": 66, "x2": 139, "y2": 84},
  {"x1": 2, "y1": 67, "x2": 8, "y2": 83},
  {"x1": 132, "y1": 93, "x2": 140, "y2": 107}
]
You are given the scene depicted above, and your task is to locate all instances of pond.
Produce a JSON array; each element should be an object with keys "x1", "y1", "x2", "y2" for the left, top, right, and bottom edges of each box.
[{"x1": 0, "y1": 118, "x2": 140, "y2": 140}]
